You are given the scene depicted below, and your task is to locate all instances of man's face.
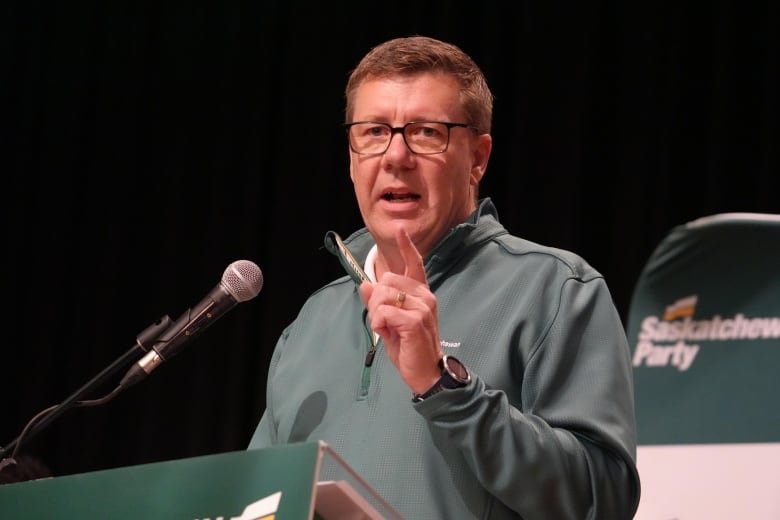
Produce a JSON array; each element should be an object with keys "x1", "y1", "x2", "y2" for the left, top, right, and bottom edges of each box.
[{"x1": 349, "y1": 72, "x2": 491, "y2": 258}]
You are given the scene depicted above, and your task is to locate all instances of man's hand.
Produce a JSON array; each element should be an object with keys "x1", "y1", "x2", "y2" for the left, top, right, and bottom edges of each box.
[{"x1": 359, "y1": 228, "x2": 443, "y2": 395}]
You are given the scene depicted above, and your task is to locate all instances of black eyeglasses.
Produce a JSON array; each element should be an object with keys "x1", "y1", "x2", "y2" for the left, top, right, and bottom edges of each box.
[{"x1": 344, "y1": 121, "x2": 479, "y2": 155}]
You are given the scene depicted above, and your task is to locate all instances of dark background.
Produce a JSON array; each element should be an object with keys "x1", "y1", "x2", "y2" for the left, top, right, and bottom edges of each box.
[{"x1": 2, "y1": 2, "x2": 777, "y2": 479}]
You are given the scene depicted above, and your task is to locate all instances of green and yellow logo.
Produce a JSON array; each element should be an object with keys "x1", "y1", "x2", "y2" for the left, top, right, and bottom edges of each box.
[
  {"x1": 633, "y1": 295, "x2": 780, "y2": 371},
  {"x1": 195, "y1": 491, "x2": 281, "y2": 520}
]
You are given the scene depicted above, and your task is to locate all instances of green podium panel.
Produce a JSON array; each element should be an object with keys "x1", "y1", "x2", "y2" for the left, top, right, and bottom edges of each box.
[
  {"x1": 626, "y1": 213, "x2": 780, "y2": 519},
  {"x1": 627, "y1": 213, "x2": 780, "y2": 445},
  {"x1": 0, "y1": 441, "x2": 401, "y2": 519}
]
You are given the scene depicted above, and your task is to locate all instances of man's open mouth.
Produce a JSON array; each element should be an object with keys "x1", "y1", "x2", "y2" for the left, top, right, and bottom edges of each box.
[{"x1": 382, "y1": 192, "x2": 421, "y2": 201}]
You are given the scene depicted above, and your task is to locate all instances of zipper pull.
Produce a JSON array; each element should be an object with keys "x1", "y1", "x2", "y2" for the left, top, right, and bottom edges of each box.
[
  {"x1": 364, "y1": 331, "x2": 380, "y2": 366},
  {"x1": 364, "y1": 347, "x2": 376, "y2": 366}
]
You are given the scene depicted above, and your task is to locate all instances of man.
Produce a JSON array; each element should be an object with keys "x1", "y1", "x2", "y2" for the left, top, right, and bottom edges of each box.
[{"x1": 250, "y1": 36, "x2": 640, "y2": 519}]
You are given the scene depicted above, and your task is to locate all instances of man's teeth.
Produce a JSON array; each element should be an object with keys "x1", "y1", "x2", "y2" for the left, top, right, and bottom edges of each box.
[{"x1": 384, "y1": 193, "x2": 418, "y2": 201}]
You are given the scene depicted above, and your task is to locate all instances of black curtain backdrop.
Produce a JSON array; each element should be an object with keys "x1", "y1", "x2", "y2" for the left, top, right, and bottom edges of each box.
[{"x1": 2, "y1": 2, "x2": 778, "y2": 479}]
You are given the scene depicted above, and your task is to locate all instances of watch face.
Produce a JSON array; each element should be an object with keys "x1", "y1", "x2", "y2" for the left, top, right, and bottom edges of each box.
[{"x1": 443, "y1": 355, "x2": 470, "y2": 384}]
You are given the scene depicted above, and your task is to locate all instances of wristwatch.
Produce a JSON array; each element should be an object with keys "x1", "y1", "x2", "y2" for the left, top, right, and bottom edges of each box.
[{"x1": 412, "y1": 355, "x2": 471, "y2": 402}]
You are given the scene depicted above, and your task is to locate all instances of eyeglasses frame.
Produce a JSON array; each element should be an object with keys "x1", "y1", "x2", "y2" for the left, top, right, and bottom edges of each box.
[{"x1": 344, "y1": 120, "x2": 479, "y2": 155}]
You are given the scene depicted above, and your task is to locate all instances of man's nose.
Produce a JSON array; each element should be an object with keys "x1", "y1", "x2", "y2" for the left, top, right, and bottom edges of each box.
[
  {"x1": 381, "y1": 131, "x2": 415, "y2": 170},
  {"x1": 386, "y1": 131, "x2": 413, "y2": 155}
]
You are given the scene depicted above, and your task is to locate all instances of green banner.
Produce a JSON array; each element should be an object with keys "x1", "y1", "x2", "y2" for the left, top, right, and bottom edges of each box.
[{"x1": 627, "y1": 214, "x2": 780, "y2": 445}]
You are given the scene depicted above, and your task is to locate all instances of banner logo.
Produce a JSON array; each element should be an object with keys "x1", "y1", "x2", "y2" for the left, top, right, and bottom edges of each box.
[
  {"x1": 195, "y1": 491, "x2": 281, "y2": 520},
  {"x1": 632, "y1": 295, "x2": 780, "y2": 371}
]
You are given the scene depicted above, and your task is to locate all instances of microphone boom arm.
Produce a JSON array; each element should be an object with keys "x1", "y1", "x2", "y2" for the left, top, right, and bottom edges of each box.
[{"x1": 0, "y1": 315, "x2": 173, "y2": 460}]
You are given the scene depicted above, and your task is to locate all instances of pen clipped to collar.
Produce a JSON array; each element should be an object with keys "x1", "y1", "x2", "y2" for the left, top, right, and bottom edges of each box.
[{"x1": 324, "y1": 231, "x2": 371, "y2": 287}]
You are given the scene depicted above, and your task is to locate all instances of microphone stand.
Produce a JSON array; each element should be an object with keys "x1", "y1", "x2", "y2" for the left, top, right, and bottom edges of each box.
[{"x1": 0, "y1": 316, "x2": 173, "y2": 461}]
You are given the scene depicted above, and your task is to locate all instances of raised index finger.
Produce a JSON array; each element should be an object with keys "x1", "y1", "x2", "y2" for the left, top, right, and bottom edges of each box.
[{"x1": 396, "y1": 227, "x2": 428, "y2": 284}]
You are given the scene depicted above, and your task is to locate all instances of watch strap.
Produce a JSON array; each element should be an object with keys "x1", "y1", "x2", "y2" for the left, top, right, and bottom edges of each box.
[{"x1": 412, "y1": 355, "x2": 470, "y2": 402}]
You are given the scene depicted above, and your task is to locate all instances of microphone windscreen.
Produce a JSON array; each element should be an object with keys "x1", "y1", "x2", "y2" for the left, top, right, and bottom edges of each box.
[{"x1": 222, "y1": 260, "x2": 263, "y2": 302}]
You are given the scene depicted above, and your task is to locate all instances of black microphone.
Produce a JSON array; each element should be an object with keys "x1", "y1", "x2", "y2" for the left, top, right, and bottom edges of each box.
[{"x1": 119, "y1": 260, "x2": 263, "y2": 389}]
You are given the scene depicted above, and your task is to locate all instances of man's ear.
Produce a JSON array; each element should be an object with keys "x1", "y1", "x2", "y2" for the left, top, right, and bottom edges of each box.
[
  {"x1": 349, "y1": 149, "x2": 357, "y2": 183},
  {"x1": 470, "y1": 133, "x2": 492, "y2": 186}
]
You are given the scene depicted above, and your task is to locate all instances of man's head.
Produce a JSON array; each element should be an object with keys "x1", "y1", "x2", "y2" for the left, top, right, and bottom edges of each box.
[
  {"x1": 345, "y1": 36, "x2": 493, "y2": 134},
  {"x1": 345, "y1": 36, "x2": 494, "y2": 260}
]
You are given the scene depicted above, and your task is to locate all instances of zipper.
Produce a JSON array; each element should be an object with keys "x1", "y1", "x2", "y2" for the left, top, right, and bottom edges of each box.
[
  {"x1": 359, "y1": 312, "x2": 379, "y2": 399},
  {"x1": 364, "y1": 330, "x2": 379, "y2": 366}
]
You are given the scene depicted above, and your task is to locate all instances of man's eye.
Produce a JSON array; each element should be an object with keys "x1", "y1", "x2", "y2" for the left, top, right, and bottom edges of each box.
[
  {"x1": 410, "y1": 124, "x2": 442, "y2": 139},
  {"x1": 367, "y1": 126, "x2": 388, "y2": 137}
]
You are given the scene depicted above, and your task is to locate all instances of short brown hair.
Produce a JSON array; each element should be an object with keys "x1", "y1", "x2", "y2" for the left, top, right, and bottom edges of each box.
[{"x1": 345, "y1": 36, "x2": 493, "y2": 134}]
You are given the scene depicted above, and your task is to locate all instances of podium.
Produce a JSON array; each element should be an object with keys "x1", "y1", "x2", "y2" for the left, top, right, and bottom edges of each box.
[
  {"x1": 0, "y1": 441, "x2": 403, "y2": 519},
  {"x1": 626, "y1": 213, "x2": 780, "y2": 518}
]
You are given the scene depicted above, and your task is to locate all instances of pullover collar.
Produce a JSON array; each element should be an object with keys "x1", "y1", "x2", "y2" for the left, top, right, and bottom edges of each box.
[{"x1": 324, "y1": 198, "x2": 508, "y2": 288}]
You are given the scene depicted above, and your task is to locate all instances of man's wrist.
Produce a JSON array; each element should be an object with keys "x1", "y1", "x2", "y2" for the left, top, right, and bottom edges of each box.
[{"x1": 412, "y1": 355, "x2": 471, "y2": 402}]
